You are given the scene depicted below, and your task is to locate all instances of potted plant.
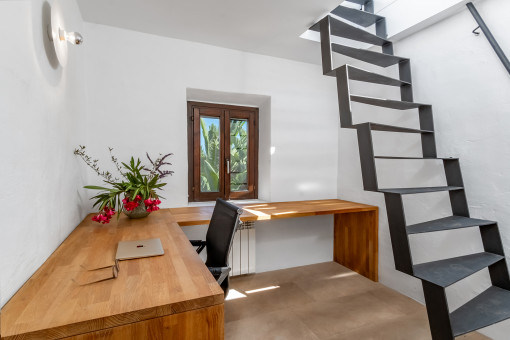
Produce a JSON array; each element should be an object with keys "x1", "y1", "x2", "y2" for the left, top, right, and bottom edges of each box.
[{"x1": 74, "y1": 146, "x2": 173, "y2": 223}]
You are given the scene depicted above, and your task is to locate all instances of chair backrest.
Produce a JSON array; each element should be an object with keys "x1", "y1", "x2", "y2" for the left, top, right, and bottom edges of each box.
[{"x1": 205, "y1": 198, "x2": 242, "y2": 268}]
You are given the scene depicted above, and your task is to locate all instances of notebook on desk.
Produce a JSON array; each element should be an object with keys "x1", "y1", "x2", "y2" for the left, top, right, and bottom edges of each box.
[{"x1": 116, "y1": 238, "x2": 164, "y2": 260}]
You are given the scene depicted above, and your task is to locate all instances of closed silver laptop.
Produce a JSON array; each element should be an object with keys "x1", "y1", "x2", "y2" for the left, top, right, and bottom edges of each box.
[{"x1": 115, "y1": 238, "x2": 164, "y2": 260}]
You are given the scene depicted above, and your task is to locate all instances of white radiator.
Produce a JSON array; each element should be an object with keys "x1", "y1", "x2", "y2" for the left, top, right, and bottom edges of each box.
[{"x1": 229, "y1": 221, "x2": 256, "y2": 276}]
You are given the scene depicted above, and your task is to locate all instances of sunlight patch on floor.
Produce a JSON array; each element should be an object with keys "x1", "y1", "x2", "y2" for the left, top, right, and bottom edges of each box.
[
  {"x1": 225, "y1": 289, "x2": 247, "y2": 301},
  {"x1": 245, "y1": 285, "x2": 280, "y2": 294},
  {"x1": 326, "y1": 272, "x2": 357, "y2": 280}
]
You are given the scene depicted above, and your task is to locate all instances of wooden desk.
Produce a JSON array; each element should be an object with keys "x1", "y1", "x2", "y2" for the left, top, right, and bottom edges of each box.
[
  {"x1": 0, "y1": 211, "x2": 224, "y2": 340},
  {"x1": 170, "y1": 199, "x2": 379, "y2": 281}
]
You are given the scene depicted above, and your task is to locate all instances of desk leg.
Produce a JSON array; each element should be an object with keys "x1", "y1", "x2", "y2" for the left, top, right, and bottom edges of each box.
[{"x1": 334, "y1": 210, "x2": 378, "y2": 282}]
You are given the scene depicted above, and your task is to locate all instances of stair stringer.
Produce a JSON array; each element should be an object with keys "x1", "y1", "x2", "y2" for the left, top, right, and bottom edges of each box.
[{"x1": 314, "y1": 3, "x2": 510, "y2": 340}]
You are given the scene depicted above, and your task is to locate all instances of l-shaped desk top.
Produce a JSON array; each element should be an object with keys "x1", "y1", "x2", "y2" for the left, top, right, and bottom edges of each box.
[
  {"x1": 0, "y1": 211, "x2": 224, "y2": 340},
  {"x1": 0, "y1": 199, "x2": 377, "y2": 340},
  {"x1": 170, "y1": 199, "x2": 378, "y2": 226},
  {"x1": 171, "y1": 199, "x2": 379, "y2": 283}
]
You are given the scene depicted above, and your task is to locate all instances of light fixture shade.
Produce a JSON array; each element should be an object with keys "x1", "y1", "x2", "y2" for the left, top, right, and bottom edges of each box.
[{"x1": 50, "y1": 1, "x2": 68, "y2": 67}]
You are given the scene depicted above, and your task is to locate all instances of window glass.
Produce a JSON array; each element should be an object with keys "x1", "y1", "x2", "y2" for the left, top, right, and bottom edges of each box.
[
  {"x1": 230, "y1": 119, "x2": 249, "y2": 192},
  {"x1": 200, "y1": 116, "x2": 220, "y2": 192}
]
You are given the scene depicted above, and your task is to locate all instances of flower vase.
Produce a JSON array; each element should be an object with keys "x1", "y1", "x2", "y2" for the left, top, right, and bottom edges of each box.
[{"x1": 123, "y1": 201, "x2": 150, "y2": 219}]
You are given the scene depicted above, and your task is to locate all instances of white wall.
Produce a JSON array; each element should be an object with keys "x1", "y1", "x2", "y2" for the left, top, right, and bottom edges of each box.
[
  {"x1": 82, "y1": 23, "x2": 339, "y2": 206},
  {"x1": 378, "y1": 0, "x2": 486, "y2": 41},
  {"x1": 81, "y1": 23, "x2": 339, "y2": 271},
  {"x1": 339, "y1": 0, "x2": 510, "y2": 338},
  {"x1": 6, "y1": 2, "x2": 510, "y2": 337},
  {"x1": 183, "y1": 215, "x2": 334, "y2": 273},
  {"x1": 304, "y1": 0, "x2": 487, "y2": 54},
  {"x1": 0, "y1": 0, "x2": 88, "y2": 307}
]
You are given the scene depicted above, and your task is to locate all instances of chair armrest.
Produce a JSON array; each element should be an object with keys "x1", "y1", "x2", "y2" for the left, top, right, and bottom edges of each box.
[
  {"x1": 190, "y1": 240, "x2": 206, "y2": 254},
  {"x1": 208, "y1": 266, "x2": 231, "y2": 285}
]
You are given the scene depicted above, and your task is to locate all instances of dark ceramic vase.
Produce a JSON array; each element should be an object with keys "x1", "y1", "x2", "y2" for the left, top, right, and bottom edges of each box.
[{"x1": 123, "y1": 201, "x2": 150, "y2": 219}]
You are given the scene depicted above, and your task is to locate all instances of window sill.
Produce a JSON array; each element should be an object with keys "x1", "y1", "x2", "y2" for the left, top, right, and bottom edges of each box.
[{"x1": 187, "y1": 199, "x2": 267, "y2": 207}]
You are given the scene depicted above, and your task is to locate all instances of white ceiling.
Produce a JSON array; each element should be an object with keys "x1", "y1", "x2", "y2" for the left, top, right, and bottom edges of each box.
[{"x1": 77, "y1": 0, "x2": 342, "y2": 65}]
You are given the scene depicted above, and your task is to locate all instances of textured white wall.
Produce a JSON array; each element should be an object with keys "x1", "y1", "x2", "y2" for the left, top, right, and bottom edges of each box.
[
  {"x1": 183, "y1": 215, "x2": 334, "y2": 274},
  {"x1": 82, "y1": 23, "x2": 339, "y2": 206},
  {"x1": 338, "y1": 0, "x2": 510, "y2": 338},
  {"x1": 0, "y1": 0, "x2": 88, "y2": 307},
  {"x1": 377, "y1": 0, "x2": 486, "y2": 40},
  {"x1": 81, "y1": 23, "x2": 339, "y2": 270},
  {"x1": 6, "y1": 3, "x2": 510, "y2": 338}
]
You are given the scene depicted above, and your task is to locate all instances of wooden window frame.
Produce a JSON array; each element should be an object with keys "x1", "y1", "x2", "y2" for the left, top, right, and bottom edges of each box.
[{"x1": 187, "y1": 101, "x2": 259, "y2": 202}]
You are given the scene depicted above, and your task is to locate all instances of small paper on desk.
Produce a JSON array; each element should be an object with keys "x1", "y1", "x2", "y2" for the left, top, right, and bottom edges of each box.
[{"x1": 74, "y1": 264, "x2": 118, "y2": 285}]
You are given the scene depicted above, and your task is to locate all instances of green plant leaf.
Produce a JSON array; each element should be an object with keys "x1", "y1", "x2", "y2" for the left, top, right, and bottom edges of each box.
[{"x1": 84, "y1": 185, "x2": 111, "y2": 191}]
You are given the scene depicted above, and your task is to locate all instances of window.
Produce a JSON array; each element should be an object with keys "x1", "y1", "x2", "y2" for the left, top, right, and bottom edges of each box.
[{"x1": 188, "y1": 102, "x2": 258, "y2": 202}]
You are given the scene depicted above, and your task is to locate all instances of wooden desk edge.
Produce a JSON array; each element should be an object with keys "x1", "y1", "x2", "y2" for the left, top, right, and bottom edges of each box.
[
  {"x1": 1, "y1": 293, "x2": 224, "y2": 340},
  {"x1": 0, "y1": 212, "x2": 225, "y2": 340},
  {"x1": 1, "y1": 200, "x2": 376, "y2": 339},
  {"x1": 62, "y1": 304, "x2": 224, "y2": 340},
  {"x1": 174, "y1": 205, "x2": 378, "y2": 227},
  {"x1": 170, "y1": 200, "x2": 379, "y2": 283}
]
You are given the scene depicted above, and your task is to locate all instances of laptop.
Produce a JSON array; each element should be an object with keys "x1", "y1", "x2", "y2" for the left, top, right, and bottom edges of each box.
[{"x1": 115, "y1": 238, "x2": 165, "y2": 260}]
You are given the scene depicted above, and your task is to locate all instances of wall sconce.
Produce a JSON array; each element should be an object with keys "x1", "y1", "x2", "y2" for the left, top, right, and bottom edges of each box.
[{"x1": 46, "y1": 0, "x2": 84, "y2": 67}]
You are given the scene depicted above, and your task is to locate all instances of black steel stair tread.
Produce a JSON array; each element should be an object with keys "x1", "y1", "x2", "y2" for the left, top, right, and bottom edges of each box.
[
  {"x1": 328, "y1": 16, "x2": 389, "y2": 45},
  {"x1": 331, "y1": 44, "x2": 408, "y2": 67},
  {"x1": 355, "y1": 123, "x2": 433, "y2": 134},
  {"x1": 346, "y1": 65, "x2": 410, "y2": 86},
  {"x1": 378, "y1": 186, "x2": 463, "y2": 194},
  {"x1": 331, "y1": 5, "x2": 383, "y2": 27},
  {"x1": 451, "y1": 286, "x2": 510, "y2": 336},
  {"x1": 351, "y1": 95, "x2": 428, "y2": 110},
  {"x1": 375, "y1": 156, "x2": 458, "y2": 160},
  {"x1": 310, "y1": 15, "x2": 390, "y2": 46},
  {"x1": 413, "y1": 252, "x2": 503, "y2": 287},
  {"x1": 407, "y1": 216, "x2": 495, "y2": 234}
]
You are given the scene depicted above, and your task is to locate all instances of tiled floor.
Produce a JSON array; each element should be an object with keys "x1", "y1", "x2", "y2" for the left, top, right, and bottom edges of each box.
[{"x1": 225, "y1": 262, "x2": 490, "y2": 340}]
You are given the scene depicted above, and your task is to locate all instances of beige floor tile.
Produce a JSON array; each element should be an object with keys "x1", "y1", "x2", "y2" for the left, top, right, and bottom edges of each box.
[
  {"x1": 271, "y1": 262, "x2": 353, "y2": 283},
  {"x1": 225, "y1": 309, "x2": 320, "y2": 340},
  {"x1": 293, "y1": 270, "x2": 380, "y2": 302},
  {"x1": 225, "y1": 262, "x2": 489, "y2": 340},
  {"x1": 321, "y1": 310, "x2": 432, "y2": 340},
  {"x1": 230, "y1": 262, "x2": 350, "y2": 292},
  {"x1": 458, "y1": 333, "x2": 491, "y2": 340},
  {"x1": 289, "y1": 292, "x2": 407, "y2": 339},
  {"x1": 225, "y1": 281, "x2": 314, "y2": 322},
  {"x1": 364, "y1": 285, "x2": 426, "y2": 316},
  {"x1": 228, "y1": 272, "x2": 280, "y2": 292}
]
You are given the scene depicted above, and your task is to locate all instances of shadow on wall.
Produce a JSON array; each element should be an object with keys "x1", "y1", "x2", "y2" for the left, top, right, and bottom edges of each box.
[{"x1": 32, "y1": 1, "x2": 62, "y2": 85}]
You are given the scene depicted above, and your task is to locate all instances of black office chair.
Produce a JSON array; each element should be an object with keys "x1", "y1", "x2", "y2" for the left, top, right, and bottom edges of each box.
[{"x1": 190, "y1": 198, "x2": 242, "y2": 296}]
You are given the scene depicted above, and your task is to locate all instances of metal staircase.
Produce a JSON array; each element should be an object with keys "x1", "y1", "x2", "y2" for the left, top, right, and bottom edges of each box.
[{"x1": 311, "y1": 1, "x2": 510, "y2": 339}]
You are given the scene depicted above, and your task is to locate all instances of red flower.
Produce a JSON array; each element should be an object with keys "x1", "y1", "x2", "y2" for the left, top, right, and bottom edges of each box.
[
  {"x1": 123, "y1": 196, "x2": 141, "y2": 211},
  {"x1": 124, "y1": 201, "x2": 139, "y2": 211},
  {"x1": 144, "y1": 197, "x2": 161, "y2": 212},
  {"x1": 104, "y1": 207, "x2": 115, "y2": 217},
  {"x1": 91, "y1": 206, "x2": 116, "y2": 224}
]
